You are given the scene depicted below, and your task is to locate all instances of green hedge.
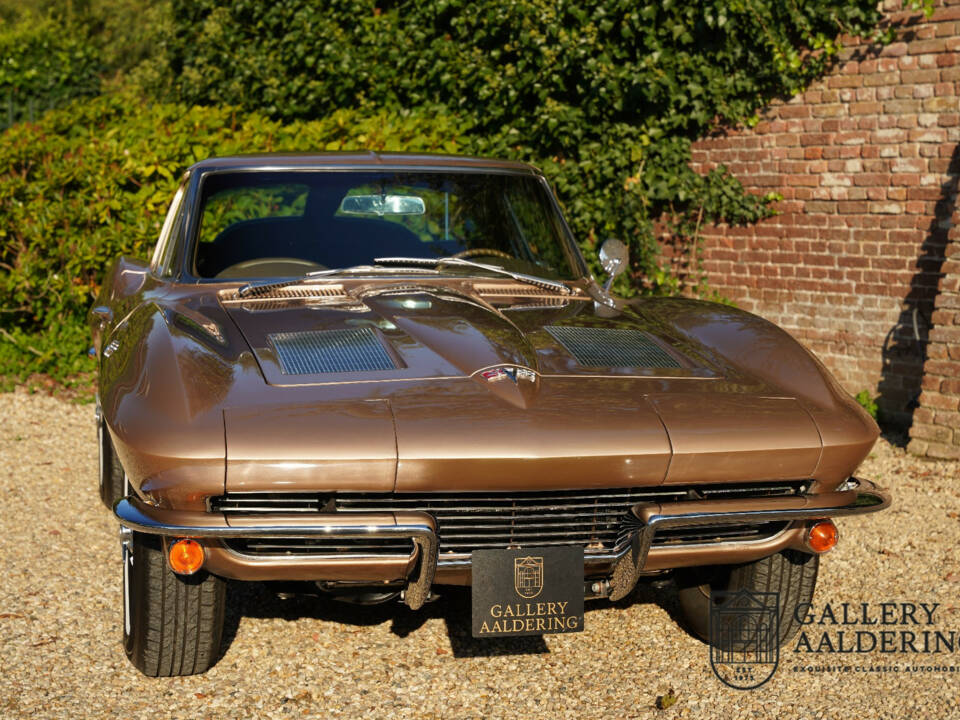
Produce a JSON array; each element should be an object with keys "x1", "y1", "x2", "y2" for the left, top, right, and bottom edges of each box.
[
  {"x1": 166, "y1": 0, "x2": 884, "y2": 134},
  {"x1": 0, "y1": 16, "x2": 103, "y2": 128},
  {"x1": 0, "y1": 94, "x2": 468, "y2": 384},
  {"x1": 1, "y1": 0, "x2": 897, "y2": 386},
  {"x1": 159, "y1": 0, "x2": 887, "y2": 278}
]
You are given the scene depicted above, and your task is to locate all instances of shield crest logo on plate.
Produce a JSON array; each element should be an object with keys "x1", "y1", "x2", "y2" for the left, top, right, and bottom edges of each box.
[
  {"x1": 709, "y1": 588, "x2": 780, "y2": 690},
  {"x1": 514, "y1": 556, "x2": 544, "y2": 599}
]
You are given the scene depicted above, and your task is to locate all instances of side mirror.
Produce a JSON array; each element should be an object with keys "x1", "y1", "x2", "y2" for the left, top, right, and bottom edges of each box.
[{"x1": 598, "y1": 238, "x2": 628, "y2": 292}]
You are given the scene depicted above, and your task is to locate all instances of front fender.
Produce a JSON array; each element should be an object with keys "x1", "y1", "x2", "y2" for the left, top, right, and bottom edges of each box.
[
  {"x1": 635, "y1": 297, "x2": 879, "y2": 488},
  {"x1": 99, "y1": 301, "x2": 227, "y2": 510}
]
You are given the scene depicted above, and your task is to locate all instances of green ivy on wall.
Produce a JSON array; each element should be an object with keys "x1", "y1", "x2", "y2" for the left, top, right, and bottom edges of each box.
[
  {"x1": 157, "y1": 0, "x2": 890, "y2": 291},
  {"x1": 1, "y1": 0, "x2": 909, "y2": 385}
]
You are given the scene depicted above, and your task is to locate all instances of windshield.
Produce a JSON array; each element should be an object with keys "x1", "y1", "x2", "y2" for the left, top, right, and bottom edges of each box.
[{"x1": 191, "y1": 170, "x2": 580, "y2": 281}]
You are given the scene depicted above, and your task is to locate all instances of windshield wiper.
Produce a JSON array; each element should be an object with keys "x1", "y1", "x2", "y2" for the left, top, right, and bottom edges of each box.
[
  {"x1": 235, "y1": 264, "x2": 440, "y2": 298},
  {"x1": 236, "y1": 268, "x2": 359, "y2": 298},
  {"x1": 373, "y1": 257, "x2": 571, "y2": 295}
]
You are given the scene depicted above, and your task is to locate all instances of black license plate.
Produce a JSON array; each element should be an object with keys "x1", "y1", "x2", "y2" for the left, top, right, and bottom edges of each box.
[{"x1": 471, "y1": 546, "x2": 584, "y2": 638}]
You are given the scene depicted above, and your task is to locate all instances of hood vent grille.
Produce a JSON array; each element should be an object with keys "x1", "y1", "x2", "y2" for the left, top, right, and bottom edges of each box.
[
  {"x1": 269, "y1": 328, "x2": 397, "y2": 375},
  {"x1": 545, "y1": 326, "x2": 682, "y2": 369}
]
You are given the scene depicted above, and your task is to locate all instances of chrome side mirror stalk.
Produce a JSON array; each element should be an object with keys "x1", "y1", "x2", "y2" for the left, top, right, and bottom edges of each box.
[{"x1": 596, "y1": 238, "x2": 629, "y2": 306}]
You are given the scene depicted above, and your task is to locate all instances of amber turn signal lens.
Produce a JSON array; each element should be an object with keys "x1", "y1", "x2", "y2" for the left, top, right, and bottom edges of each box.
[
  {"x1": 806, "y1": 520, "x2": 838, "y2": 554},
  {"x1": 168, "y1": 538, "x2": 205, "y2": 575}
]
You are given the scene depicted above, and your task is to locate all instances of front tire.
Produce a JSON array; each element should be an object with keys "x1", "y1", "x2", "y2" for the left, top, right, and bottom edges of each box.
[
  {"x1": 675, "y1": 550, "x2": 819, "y2": 646},
  {"x1": 123, "y1": 532, "x2": 226, "y2": 676}
]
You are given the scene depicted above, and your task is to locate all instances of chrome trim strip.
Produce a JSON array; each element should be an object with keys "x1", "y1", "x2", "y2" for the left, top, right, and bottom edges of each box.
[
  {"x1": 222, "y1": 549, "x2": 416, "y2": 562},
  {"x1": 643, "y1": 523, "x2": 794, "y2": 551},
  {"x1": 634, "y1": 478, "x2": 889, "y2": 531},
  {"x1": 115, "y1": 497, "x2": 439, "y2": 609},
  {"x1": 602, "y1": 478, "x2": 890, "y2": 601},
  {"x1": 114, "y1": 498, "x2": 436, "y2": 542},
  {"x1": 434, "y1": 524, "x2": 797, "y2": 569},
  {"x1": 437, "y1": 551, "x2": 624, "y2": 570}
]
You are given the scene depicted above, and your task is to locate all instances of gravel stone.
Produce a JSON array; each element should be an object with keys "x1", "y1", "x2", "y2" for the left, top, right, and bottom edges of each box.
[{"x1": 1, "y1": 391, "x2": 958, "y2": 718}]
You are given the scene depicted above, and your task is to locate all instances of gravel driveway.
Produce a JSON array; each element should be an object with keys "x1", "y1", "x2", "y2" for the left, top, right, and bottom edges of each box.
[{"x1": 1, "y1": 391, "x2": 959, "y2": 719}]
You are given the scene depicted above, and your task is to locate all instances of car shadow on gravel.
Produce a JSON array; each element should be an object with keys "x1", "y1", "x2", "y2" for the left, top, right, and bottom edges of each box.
[
  {"x1": 218, "y1": 576, "x2": 697, "y2": 662},
  {"x1": 612, "y1": 577, "x2": 703, "y2": 643}
]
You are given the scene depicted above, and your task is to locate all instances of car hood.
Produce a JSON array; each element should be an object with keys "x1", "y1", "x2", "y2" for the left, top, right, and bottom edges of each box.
[
  {"x1": 221, "y1": 282, "x2": 718, "y2": 389},
  {"x1": 217, "y1": 282, "x2": 834, "y2": 491}
]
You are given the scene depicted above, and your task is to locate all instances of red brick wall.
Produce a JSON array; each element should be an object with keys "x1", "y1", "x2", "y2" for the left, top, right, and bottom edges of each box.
[
  {"x1": 688, "y1": 0, "x2": 960, "y2": 456},
  {"x1": 910, "y1": 224, "x2": 960, "y2": 457}
]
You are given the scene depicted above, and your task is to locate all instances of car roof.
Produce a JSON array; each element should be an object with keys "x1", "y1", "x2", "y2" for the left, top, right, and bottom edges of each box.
[{"x1": 188, "y1": 152, "x2": 541, "y2": 175}]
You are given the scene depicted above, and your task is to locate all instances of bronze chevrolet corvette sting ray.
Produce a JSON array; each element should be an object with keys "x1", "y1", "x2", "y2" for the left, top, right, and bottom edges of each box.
[{"x1": 90, "y1": 153, "x2": 890, "y2": 676}]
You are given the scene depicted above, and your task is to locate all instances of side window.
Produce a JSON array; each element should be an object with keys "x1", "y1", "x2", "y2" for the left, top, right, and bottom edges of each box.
[
  {"x1": 151, "y1": 184, "x2": 186, "y2": 276},
  {"x1": 504, "y1": 180, "x2": 569, "y2": 273}
]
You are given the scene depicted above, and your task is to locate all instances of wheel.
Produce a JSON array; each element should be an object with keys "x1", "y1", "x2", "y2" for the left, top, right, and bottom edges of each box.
[
  {"x1": 98, "y1": 413, "x2": 125, "y2": 509},
  {"x1": 674, "y1": 550, "x2": 819, "y2": 646},
  {"x1": 123, "y1": 531, "x2": 226, "y2": 676}
]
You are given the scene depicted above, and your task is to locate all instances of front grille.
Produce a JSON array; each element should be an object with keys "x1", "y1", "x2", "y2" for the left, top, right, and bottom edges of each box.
[
  {"x1": 339, "y1": 489, "x2": 661, "y2": 553},
  {"x1": 651, "y1": 522, "x2": 790, "y2": 546},
  {"x1": 269, "y1": 327, "x2": 397, "y2": 374},
  {"x1": 212, "y1": 483, "x2": 804, "y2": 556},
  {"x1": 210, "y1": 493, "x2": 332, "y2": 513},
  {"x1": 545, "y1": 325, "x2": 682, "y2": 369},
  {"x1": 224, "y1": 537, "x2": 415, "y2": 557}
]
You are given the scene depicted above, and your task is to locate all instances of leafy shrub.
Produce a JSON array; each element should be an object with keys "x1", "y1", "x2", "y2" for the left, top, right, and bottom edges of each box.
[
  {"x1": 1, "y1": 0, "x2": 897, "y2": 386},
  {"x1": 855, "y1": 390, "x2": 879, "y2": 420},
  {"x1": 0, "y1": 0, "x2": 171, "y2": 79},
  {"x1": 165, "y1": 1, "x2": 884, "y2": 134},
  {"x1": 0, "y1": 94, "x2": 468, "y2": 384},
  {"x1": 0, "y1": 16, "x2": 102, "y2": 127},
  {"x1": 158, "y1": 0, "x2": 887, "y2": 291}
]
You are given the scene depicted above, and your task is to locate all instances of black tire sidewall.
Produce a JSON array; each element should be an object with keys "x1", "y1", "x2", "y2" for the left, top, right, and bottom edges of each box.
[
  {"x1": 97, "y1": 415, "x2": 109, "y2": 504},
  {"x1": 676, "y1": 550, "x2": 819, "y2": 645},
  {"x1": 98, "y1": 416, "x2": 125, "y2": 509},
  {"x1": 675, "y1": 565, "x2": 730, "y2": 641},
  {"x1": 121, "y1": 531, "x2": 227, "y2": 676},
  {"x1": 122, "y1": 532, "x2": 155, "y2": 662}
]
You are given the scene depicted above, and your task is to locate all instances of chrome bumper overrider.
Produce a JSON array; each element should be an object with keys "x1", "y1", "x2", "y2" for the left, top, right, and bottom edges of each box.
[
  {"x1": 604, "y1": 477, "x2": 890, "y2": 600},
  {"x1": 115, "y1": 477, "x2": 889, "y2": 605},
  {"x1": 113, "y1": 497, "x2": 438, "y2": 609}
]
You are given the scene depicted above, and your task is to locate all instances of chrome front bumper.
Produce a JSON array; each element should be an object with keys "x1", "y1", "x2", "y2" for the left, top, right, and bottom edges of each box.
[
  {"x1": 602, "y1": 477, "x2": 889, "y2": 600},
  {"x1": 115, "y1": 477, "x2": 889, "y2": 604},
  {"x1": 114, "y1": 498, "x2": 438, "y2": 609}
]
